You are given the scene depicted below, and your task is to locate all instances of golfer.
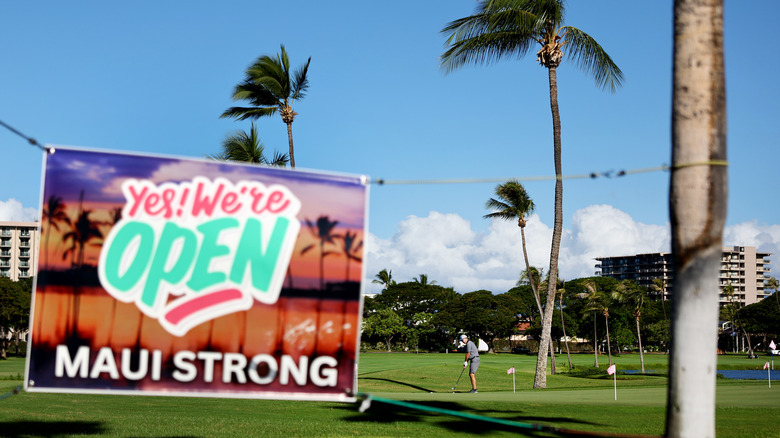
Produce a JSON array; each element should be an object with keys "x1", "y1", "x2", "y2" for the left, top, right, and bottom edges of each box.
[{"x1": 461, "y1": 334, "x2": 479, "y2": 393}]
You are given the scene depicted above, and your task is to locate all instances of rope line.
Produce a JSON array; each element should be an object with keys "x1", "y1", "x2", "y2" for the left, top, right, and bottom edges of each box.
[
  {"x1": 0, "y1": 119, "x2": 50, "y2": 152},
  {"x1": 1, "y1": 119, "x2": 727, "y2": 185},
  {"x1": 370, "y1": 165, "x2": 680, "y2": 186},
  {"x1": 356, "y1": 392, "x2": 661, "y2": 438},
  {"x1": 0, "y1": 386, "x2": 22, "y2": 402}
]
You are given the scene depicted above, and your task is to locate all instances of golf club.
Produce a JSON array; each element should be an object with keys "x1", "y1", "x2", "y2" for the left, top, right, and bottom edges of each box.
[{"x1": 451, "y1": 366, "x2": 465, "y2": 391}]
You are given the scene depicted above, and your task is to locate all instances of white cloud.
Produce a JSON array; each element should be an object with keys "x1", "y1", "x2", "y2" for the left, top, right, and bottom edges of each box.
[
  {"x1": 0, "y1": 198, "x2": 38, "y2": 222},
  {"x1": 366, "y1": 205, "x2": 674, "y2": 294},
  {"x1": 724, "y1": 221, "x2": 780, "y2": 256},
  {"x1": 559, "y1": 205, "x2": 671, "y2": 279}
]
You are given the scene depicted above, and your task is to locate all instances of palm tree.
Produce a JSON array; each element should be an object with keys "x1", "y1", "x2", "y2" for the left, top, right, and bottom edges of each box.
[
  {"x1": 413, "y1": 274, "x2": 437, "y2": 286},
  {"x1": 301, "y1": 216, "x2": 339, "y2": 290},
  {"x1": 583, "y1": 279, "x2": 612, "y2": 365},
  {"x1": 651, "y1": 278, "x2": 671, "y2": 344},
  {"x1": 209, "y1": 122, "x2": 288, "y2": 166},
  {"x1": 614, "y1": 280, "x2": 646, "y2": 373},
  {"x1": 372, "y1": 269, "x2": 395, "y2": 290},
  {"x1": 221, "y1": 45, "x2": 311, "y2": 168},
  {"x1": 485, "y1": 180, "x2": 539, "y2": 304},
  {"x1": 723, "y1": 285, "x2": 753, "y2": 356},
  {"x1": 339, "y1": 230, "x2": 363, "y2": 282},
  {"x1": 765, "y1": 276, "x2": 780, "y2": 312},
  {"x1": 442, "y1": 0, "x2": 622, "y2": 389},
  {"x1": 666, "y1": 2, "x2": 727, "y2": 434}
]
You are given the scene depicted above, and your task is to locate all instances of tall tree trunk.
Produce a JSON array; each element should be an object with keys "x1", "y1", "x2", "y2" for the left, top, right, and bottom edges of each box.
[
  {"x1": 521, "y1": 227, "x2": 543, "y2": 315},
  {"x1": 560, "y1": 294, "x2": 572, "y2": 370},
  {"x1": 521, "y1": 226, "x2": 557, "y2": 374},
  {"x1": 605, "y1": 313, "x2": 612, "y2": 365},
  {"x1": 636, "y1": 315, "x2": 645, "y2": 373},
  {"x1": 534, "y1": 65, "x2": 563, "y2": 389},
  {"x1": 286, "y1": 122, "x2": 296, "y2": 168},
  {"x1": 665, "y1": 1, "x2": 727, "y2": 436},
  {"x1": 592, "y1": 313, "x2": 599, "y2": 367}
]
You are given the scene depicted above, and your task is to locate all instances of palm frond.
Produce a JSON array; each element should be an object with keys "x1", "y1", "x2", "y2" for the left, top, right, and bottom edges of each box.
[
  {"x1": 440, "y1": 8, "x2": 541, "y2": 73},
  {"x1": 291, "y1": 57, "x2": 311, "y2": 102},
  {"x1": 220, "y1": 106, "x2": 276, "y2": 120},
  {"x1": 561, "y1": 26, "x2": 624, "y2": 93}
]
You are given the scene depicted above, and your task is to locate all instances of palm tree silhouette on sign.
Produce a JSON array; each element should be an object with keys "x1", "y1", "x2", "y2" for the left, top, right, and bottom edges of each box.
[
  {"x1": 301, "y1": 216, "x2": 339, "y2": 291},
  {"x1": 62, "y1": 210, "x2": 103, "y2": 269},
  {"x1": 38, "y1": 195, "x2": 71, "y2": 340},
  {"x1": 442, "y1": 0, "x2": 623, "y2": 389},
  {"x1": 42, "y1": 195, "x2": 70, "y2": 271},
  {"x1": 221, "y1": 45, "x2": 311, "y2": 168},
  {"x1": 60, "y1": 191, "x2": 103, "y2": 339},
  {"x1": 104, "y1": 207, "x2": 123, "y2": 348},
  {"x1": 339, "y1": 230, "x2": 363, "y2": 282}
]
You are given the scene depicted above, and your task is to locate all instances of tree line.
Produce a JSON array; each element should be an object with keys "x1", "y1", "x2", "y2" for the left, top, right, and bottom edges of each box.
[
  {"x1": 362, "y1": 269, "x2": 780, "y2": 368},
  {"x1": 0, "y1": 276, "x2": 32, "y2": 359}
]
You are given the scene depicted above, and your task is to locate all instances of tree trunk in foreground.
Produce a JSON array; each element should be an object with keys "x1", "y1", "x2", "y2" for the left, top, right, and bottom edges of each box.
[
  {"x1": 534, "y1": 65, "x2": 563, "y2": 389},
  {"x1": 665, "y1": 1, "x2": 727, "y2": 436}
]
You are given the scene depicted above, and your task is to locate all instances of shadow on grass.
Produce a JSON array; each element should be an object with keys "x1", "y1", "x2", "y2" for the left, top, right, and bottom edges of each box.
[
  {"x1": 0, "y1": 421, "x2": 106, "y2": 437},
  {"x1": 358, "y1": 377, "x2": 434, "y2": 392},
  {"x1": 336, "y1": 400, "x2": 603, "y2": 437},
  {"x1": 0, "y1": 421, "x2": 200, "y2": 438}
]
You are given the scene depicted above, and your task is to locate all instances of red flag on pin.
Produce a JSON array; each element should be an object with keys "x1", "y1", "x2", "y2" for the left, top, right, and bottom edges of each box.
[
  {"x1": 506, "y1": 367, "x2": 515, "y2": 374},
  {"x1": 607, "y1": 364, "x2": 616, "y2": 375},
  {"x1": 764, "y1": 362, "x2": 770, "y2": 370}
]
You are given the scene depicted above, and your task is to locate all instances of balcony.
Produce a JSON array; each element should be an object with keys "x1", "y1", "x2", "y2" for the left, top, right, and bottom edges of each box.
[
  {"x1": 19, "y1": 251, "x2": 29, "y2": 258},
  {"x1": 0, "y1": 251, "x2": 10, "y2": 257},
  {"x1": 20, "y1": 241, "x2": 30, "y2": 248}
]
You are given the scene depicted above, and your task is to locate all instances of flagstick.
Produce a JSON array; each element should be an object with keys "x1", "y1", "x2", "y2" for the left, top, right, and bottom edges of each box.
[
  {"x1": 613, "y1": 372, "x2": 617, "y2": 400},
  {"x1": 513, "y1": 370, "x2": 516, "y2": 393}
]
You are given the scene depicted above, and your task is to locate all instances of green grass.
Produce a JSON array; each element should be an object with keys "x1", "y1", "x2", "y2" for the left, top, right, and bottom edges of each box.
[{"x1": 0, "y1": 352, "x2": 778, "y2": 437}]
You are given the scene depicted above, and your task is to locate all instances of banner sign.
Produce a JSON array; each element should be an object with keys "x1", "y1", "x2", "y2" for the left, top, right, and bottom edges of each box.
[{"x1": 26, "y1": 146, "x2": 368, "y2": 401}]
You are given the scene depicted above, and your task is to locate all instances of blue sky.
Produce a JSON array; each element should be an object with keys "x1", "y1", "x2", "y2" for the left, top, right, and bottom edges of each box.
[{"x1": 2, "y1": 1, "x2": 778, "y2": 293}]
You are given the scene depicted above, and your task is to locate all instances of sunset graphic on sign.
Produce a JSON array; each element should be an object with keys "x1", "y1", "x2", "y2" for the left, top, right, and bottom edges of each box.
[{"x1": 28, "y1": 147, "x2": 367, "y2": 402}]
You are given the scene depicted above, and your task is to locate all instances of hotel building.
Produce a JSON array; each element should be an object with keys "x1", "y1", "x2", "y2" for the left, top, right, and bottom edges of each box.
[
  {"x1": 595, "y1": 246, "x2": 772, "y2": 306},
  {"x1": 0, "y1": 221, "x2": 40, "y2": 281}
]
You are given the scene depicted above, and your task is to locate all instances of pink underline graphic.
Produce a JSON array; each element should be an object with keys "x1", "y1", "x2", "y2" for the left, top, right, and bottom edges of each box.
[{"x1": 164, "y1": 289, "x2": 243, "y2": 326}]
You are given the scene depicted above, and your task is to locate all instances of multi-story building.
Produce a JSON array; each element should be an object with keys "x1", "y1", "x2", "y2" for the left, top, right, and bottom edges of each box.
[
  {"x1": 595, "y1": 246, "x2": 772, "y2": 307},
  {"x1": 0, "y1": 221, "x2": 40, "y2": 281}
]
